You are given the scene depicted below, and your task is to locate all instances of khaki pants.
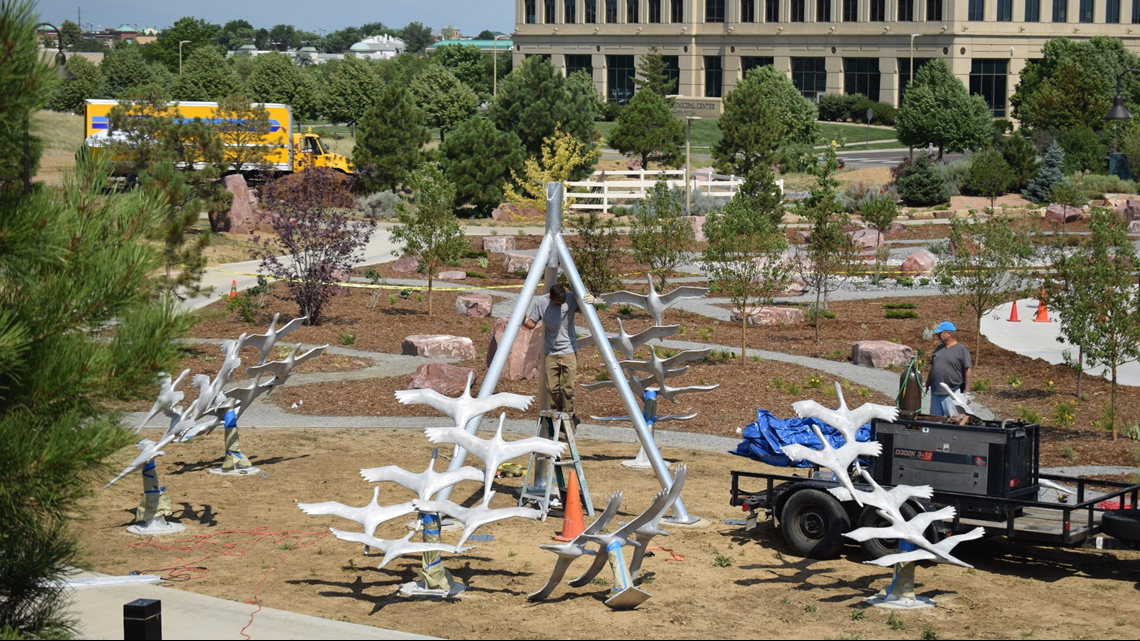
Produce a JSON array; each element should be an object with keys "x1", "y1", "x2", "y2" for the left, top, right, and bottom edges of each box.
[{"x1": 543, "y1": 353, "x2": 577, "y2": 415}]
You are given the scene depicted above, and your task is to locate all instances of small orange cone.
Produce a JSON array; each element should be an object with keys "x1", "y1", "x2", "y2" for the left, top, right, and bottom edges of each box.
[
  {"x1": 1008, "y1": 299, "x2": 1020, "y2": 322},
  {"x1": 553, "y1": 471, "x2": 585, "y2": 542},
  {"x1": 230, "y1": 280, "x2": 237, "y2": 299},
  {"x1": 1034, "y1": 291, "x2": 1050, "y2": 322}
]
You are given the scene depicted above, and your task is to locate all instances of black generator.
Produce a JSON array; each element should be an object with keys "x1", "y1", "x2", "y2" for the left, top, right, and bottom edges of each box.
[{"x1": 869, "y1": 417, "x2": 1040, "y2": 517}]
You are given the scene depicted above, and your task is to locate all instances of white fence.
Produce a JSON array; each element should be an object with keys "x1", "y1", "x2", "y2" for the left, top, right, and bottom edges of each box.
[{"x1": 563, "y1": 169, "x2": 783, "y2": 212}]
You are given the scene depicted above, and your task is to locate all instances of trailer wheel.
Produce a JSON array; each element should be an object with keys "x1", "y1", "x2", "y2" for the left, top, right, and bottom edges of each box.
[
  {"x1": 781, "y1": 488, "x2": 851, "y2": 559},
  {"x1": 1101, "y1": 509, "x2": 1140, "y2": 542},
  {"x1": 856, "y1": 502, "x2": 931, "y2": 561}
]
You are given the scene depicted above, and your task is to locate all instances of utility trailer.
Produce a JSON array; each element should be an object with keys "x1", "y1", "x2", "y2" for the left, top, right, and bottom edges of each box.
[{"x1": 729, "y1": 416, "x2": 1140, "y2": 559}]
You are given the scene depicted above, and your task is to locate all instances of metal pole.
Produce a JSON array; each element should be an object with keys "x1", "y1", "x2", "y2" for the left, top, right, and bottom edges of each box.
[
  {"x1": 685, "y1": 117, "x2": 692, "y2": 216},
  {"x1": 493, "y1": 39, "x2": 498, "y2": 98}
]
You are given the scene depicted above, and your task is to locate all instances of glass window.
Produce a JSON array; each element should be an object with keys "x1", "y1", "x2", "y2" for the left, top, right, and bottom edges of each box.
[
  {"x1": 792, "y1": 0, "x2": 807, "y2": 20},
  {"x1": 545, "y1": 0, "x2": 556, "y2": 23},
  {"x1": 649, "y1": 0, "x2": 663, "y2": 21},
  {"x1": 898, "y1": 0, "x2": 914, "y2": 20},
  {"x1": 671, "y1": 0, "x2": 684, "y2": 22},
  {"x1": 844, "y1": 58, "x2": 881, "y2": 101},
  {"x1": 663, "y1": 56, "x2": 681, "y2": 92},
  {"x1": 898, "y1": 57, "x2": 931, "y2": 105},
  {"x1": 767, "y1": 0, "x2": 781, "y2": 20},
  {"x1": 742, "y1": 57, "x2": 775, "y2": 74},
  {"x1": 605, "y1": 0, "x2": 619, "y2": 22},
  {"x1": 1079, "y1": 0, "x2": 1094, "y2": 21},
  {"x1": 566, "y1": 54, "x2": 593, "y2": 78},
  {"x1": 628, "y1": 0, "x2": 640, "y2": 22},
  {"x1": 743, "y1": 0, "x2": 757, "y2": 21},
  {"x1": 927, "y1": 0, "x2": 943, "y2": 20},
  {"x1": 1107, "y1": 0, "x2": 1122, "y2": 21},
  {"x1": 968, "y1": 0, "x2": 984, "y2": 20},
  {"x1": 818, "y1": 0, "x2": 833, "y2": 20},
  {"x1": 997, "y1": 0, "x2": 1012, "y2": 19},
  {"x1": 792, "y1": 57, "x2": 827, "y2": 100},
  {"x1": 844, "y1": 0, "x2": 858, "y2": 20},
  {"x1": 706, "y1": 0, "x2": 726, "y2": 21},
  {"x1": 970, "y1": 59, "x2": 1008, "y2": 118},
  {"x1": 705, "y1": 56, "x2": 723, "y2": 97},
  {"x1": 566, "y1": 0, "x2": 577, "y2": 22},
  {"x1": 586, "y1": 0, "x2": 598, "y2": 22},
  {"x1": 1025, "y1": 0, "x2": 1040, "y2": 20},
  {"x1": 1053, "y1": 0, "x2": 1067, "y2": 19},
  {"x1": 870, "y1": 0, "x2": 885, "y2": 20},
  {"x1": 607, "y1": 54, "x2": 636, "y2": 103},
  {"x1": 526, "y1": 0, "x2": 537, "y2": 23},
  {"x1": 1133, "y1": 0, "x2": 1140, "y2": 21}
]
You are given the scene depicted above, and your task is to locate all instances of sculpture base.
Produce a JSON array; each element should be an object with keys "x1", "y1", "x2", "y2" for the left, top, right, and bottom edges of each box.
[
  {"x1": 208, "y1": 466, "x2": 260, "y2": 476},
  {"x1": 405, "y1": 518, "x2": 462, "y2": 532},
  {"x1": 396, "y1": 580, "x2": 467, "y2": 599},
  {"x1": 661, "y1": 515, "x2": 710, "y2": 529},
  {"x1": 620, "y1": 448, "x2": 671, "y2": 470},
  {"x1": 605, "y1": 586, "x2": 652, "y2": 610},
  {"x1": 127, "y1": 516, "x2": 186, "y2": 537},
  {"x1": 865, "y1": 594, "x2": 935, "y2": 610}
]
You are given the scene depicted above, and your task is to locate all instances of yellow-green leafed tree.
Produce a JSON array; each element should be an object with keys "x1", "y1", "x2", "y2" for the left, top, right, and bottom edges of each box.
[{"x1": 503, "y1": 125, "x2": 601, "y2": 213}]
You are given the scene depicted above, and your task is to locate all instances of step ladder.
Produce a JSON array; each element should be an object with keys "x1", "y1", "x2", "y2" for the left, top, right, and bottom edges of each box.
[{"x1": 518, "y1": 410, "x2": 595, "y2": 516}]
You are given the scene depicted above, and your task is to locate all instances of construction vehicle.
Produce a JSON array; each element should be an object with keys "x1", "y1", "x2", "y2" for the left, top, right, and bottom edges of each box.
[{"x1": 82, "y1": 99, "x2": 353, "y2": 175}]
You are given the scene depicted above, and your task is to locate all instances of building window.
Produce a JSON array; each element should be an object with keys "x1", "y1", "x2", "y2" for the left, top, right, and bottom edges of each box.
[
  {"x1": 818, "y1": 0, "x2": 833, "y2": 20},
  {"x1": 607, "y1": 54, "x2": 636, "y2": 102},
  {"x1": 927, "y1": 0, "x2": 943, "y2": 20},
  {"x1": 742, "y1": 56, "x2": 775, "y2": 74},
  {"x1": 706, "y1": 0, "x2": 726, "y2": 21},
  {"x1": 968, "y1": 0, "x2": 984, "y2": 20},
  {"x1": 606, "y1": 0, "x2": 619, "y2": 22},
  {"x1": 1133, "y1": 0, "x2": 1140, "y2": 21},
  {"x1": 1079, "y1": 0, "x2": 1094, "y2": 21},
  {"x1": 671, "y1": 0, "x2": 684, "y2": 22},
  {"x1": 628, "y1": 0, "x2": 640, "y2": 22},
  {"x1": 663, "y1": 55, "x2": 680, "y2": 91},
  {"x1": 526, "y1": 0, "x2": 537, "y2": 23},
  {"x1": 1053, "y1": 0, "x2": 1067, "y2": 20},
  {"x1": 767, "y1": 0, "x2": 781, "y2": 20},
  {"x1": 545, "y1": 0, "x2": 556, "y2": 23},
  {"x1": 566, "y1": 54, "x2": 593, "y2": 78},
  {"x1": 844, "y1": 58, "x2": 881, "y2": 101},
  {"x1": 792, "y1": 0, "x2": 806, "y2": 20},
  {"x1": 792, "y1": 57, "x2": 827, "y2": 100},
  {"x1": 586, "y1": 0, "x2": 598, "y2": 22},
  {"x1": 649, "y1": 0, "x2": 663, "y2": 21},
  {"x1": 743, "y1": 0, "x2": 757, "y2": 21},
  {"x1": 565, "y1": 0, "x2": 577, "y2": 22},
  {"x1": 997, "y1": 0, "x2": 1012, "y2": 19},
  {"x1": 898, "y1": 0, "x2": 914, "y2": 20},
  {"x1": 705, "y1": 56, "x2": 723, "y2": 97},
  {"x1": 898, "y1": 57, "x2": 931, "y2": 105},
  {"x1": 1107, "y1": 0, "x2": 1121, "y2": 21},
  {"x1": 843, "y1": 0, "x2": 858, "y2": 20},
  {"x1": 970, "y1": 59, "x2": 1007, "y2": 117},
  {"x1": 1025, "y1": 0, "x2": 1040, "y2": 20},
  {"x1": 870, "y1": 0, "x2": 886, "y2": 19}
]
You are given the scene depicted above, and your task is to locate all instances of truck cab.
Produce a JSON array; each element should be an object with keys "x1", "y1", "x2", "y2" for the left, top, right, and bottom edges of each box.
[{"x1": 293, "y1": 128, "x2": 352, "y2": 174}]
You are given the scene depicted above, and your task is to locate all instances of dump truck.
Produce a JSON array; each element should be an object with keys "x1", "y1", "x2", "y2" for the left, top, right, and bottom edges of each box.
[{"x1": 82, "y1": 99, "x2": 353, "y2": 175}]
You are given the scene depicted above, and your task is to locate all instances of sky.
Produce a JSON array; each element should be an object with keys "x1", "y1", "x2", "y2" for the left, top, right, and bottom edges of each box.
[{"x1": 34, "y1": 0, "x2": 512, "y2": 37}]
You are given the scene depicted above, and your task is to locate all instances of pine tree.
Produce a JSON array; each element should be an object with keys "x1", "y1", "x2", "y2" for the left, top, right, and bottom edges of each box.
[
  {"x1": 1023, "y1": 142, "x2": 1066, "y2": 203},
  {"x1": 438, "y1": 116, "x2": 526, "y2": 214},
  {"x1": 0, "y1": 0, "x2": 56, "y2": 192},
  {"x1": 632, "y1": 46, "x2": 676, "y2": 100},
  {"x1": 488, "y1": 56, "x2": 596, "y2": 157},
  {"x1": 1002, "y1": 131, "x2": 1040, "y2": 192},
  {"x1": 353, "y1": 83, "x2": 430, "y2": 192},
  {"x1": 410, "y1": 65, "x2": 480, "y2": 142},
  {"x1": 713, "y1": 69, "x2": 787, "y2": 176},
  {"x1": 897, "y1": 155, "x2": 950, "y2": 207},
  {"x1": 171, "y1": 46, "x2": 243, "y2": 102},
  {"x1": 322, "y1": 54, "x2": 381, "y2": 128},
  {"x1": 390, "y1": 164, "x2": 467, "y2": 315},
  {"x1": 609, "y1": 88, "x2": 684, "y2": 169},
  {"x1": 965, "y1": 149, "x2": 1012, "y2": 214}
]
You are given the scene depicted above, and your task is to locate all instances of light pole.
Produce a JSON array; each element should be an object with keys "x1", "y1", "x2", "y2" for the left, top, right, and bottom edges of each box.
[
  {"x1": 493, "y1": 34, "x2": 511, "y2": 98},
  {"x1": 684, "y1": 115, "x2": 701, "y2": 216},
  {"x1": 908, "y1": 33, "x2": 921, "y2": 159},
  {"x1": 178, "y1": 40, "x2": 191, "y2": 75},
  {"x1": 1104, "y1": 68, "x2": 1140, "y2": 178},
  {"x1": 30, "y1": 23, "x2": 75, "y2": 193}
]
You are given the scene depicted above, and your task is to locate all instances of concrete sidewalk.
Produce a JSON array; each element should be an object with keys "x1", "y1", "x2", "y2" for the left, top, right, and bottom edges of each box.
[{"x1": 65, "y1": 571, "x2": 433, "y2": 640}]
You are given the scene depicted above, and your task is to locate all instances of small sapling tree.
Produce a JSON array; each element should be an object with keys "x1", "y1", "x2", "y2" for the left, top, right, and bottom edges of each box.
[
  {"x1": 390, "y1": 164, "x2": 467, "y2": 316},
  {"x1": 629, "y1": 178, "x2": 695, "y2": 290}
]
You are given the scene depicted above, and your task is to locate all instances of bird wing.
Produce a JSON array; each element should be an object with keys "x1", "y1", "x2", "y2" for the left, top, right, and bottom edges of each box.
[
  {"x1": 566, "y1": 549, "x2": 611, "y2": 587},
  {"x1": 828, "y1": 485, "x2": 876, "y2": 505},
  {"x1": 104, "y1": 441, "x2": 157, "y2": 488},
  {"x1": 412, "y1": 499, "x2": 471, "y2": 523},
  {"x1": 527, "y1": 555, "x2": 579, "y2": 602},
  {"x1": 891, "y1": 484, "x2": 934, "y2": 502},
  {"x1": 455, "y1": 506, "x2": 542, "y2": 547},
  {"x1": 940, "y1": 383, "x2": 975, "y2": 412},
  {"x1": 658, "y1": 286, "x2": 709, "y2": 307},
  {"x1": 792, "y1": 400, "x2": 844, "y2": 428},
  {"x1": 297, "y1": 500, "x2": 358, "y2": 521},
  {"x1": 659, "y1": 349, "x2": 712, "y2": 370},
  {"x1": 655, "y1": 413, "x2": 700, "y2": 422},
  {"x1": 500, "y1": 436, "x2": 566, "y2": 461},
  {"x1": 600, "y1": 290, "x2": 649, "y2": 310},
  {"x1": 291, "y1": 345, "x2": 328, "y2": 369},
  {"x1": 329, "y1": 527, "x2": 392, "y2": 551},
  {"x1": 395, "y1": 388, "x2": 452, "y2": 413},
  {"x1": 245, "y1": 360, "x2": 288, "y2": 381},
  {"x1": 477, "y1": 391, "x2": 534, "y2": 413},
  {"x1": 628, "y1": 325, "x2": 681, "y2": 350},
  {"x1": 850, "y1": 403, "x2": 899, "y2": 429},
  {"x1": 866, "y1": 549, "x2": 938, "y2": 567},
  {"x1": 656, "y1": 383, "x2": 719, "y2": 402},
  {"x1": 779, "y1": 443, "x2": 819, "y2": 465},
  {"x1": 617, "y1": 358, "x2": 654, "y2": 375},
  {"x1": 583, "y1": 491, "x2": 625, "y2": 537},
  {"x1": 431, "y1": 466, "x2": 486, "y2": 495},
  {"x1": 424, "y1": 428, "x2": 487, "y2": 459},
  {"x1": 359, "y1": 465, "x2": 420, "y2": 488}
]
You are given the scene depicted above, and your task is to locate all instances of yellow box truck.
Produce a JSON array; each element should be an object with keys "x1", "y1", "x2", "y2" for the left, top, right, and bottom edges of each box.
[{"x1": 83, "y1": 99, "x2": 353, "y2": 175}]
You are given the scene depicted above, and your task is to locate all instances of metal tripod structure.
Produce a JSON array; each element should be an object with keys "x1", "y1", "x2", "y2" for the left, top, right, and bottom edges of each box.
[{"x1": 436, "y1": 183, "x2": 698, "y2": 524}]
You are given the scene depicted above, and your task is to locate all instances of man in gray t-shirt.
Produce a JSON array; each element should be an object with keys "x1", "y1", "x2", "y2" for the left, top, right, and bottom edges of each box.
[
  {"x1": 524, "y1": 284, "x2": 595, "y2": 417},
  {"x1": 926, "y1": 321, "x2": 973, "y2": 417}
]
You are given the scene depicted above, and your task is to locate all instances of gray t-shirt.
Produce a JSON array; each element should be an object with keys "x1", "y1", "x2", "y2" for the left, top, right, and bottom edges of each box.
[
  {"x1": 929, "y1": 342, "x2": 972, "y2": 394},
  {"x1": 529, "y1": 293, "x2": 580, "y2": 355}
]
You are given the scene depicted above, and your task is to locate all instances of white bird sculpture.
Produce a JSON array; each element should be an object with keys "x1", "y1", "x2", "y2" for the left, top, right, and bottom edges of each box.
[
  {"x1": 245, "y1": 343, "x2": 327, "y2": 384},
  {"x1": 869, "y1": 528, "x2": 986, "y2": 568},
  {"x1": 135, "y1": 369, "x2": 189, "y2": 433},
  {"x1": 619, "y1": 346, "x2": 712, "y2": 388},
  {"x1": 578, "y1": 318, "x2": 680, "y2": 360},
  {"x1": 359, "y1": 448, "x2": 484, "y2": 501},
  {"x1": 830, "y1": 468, "x2": 933, "y2": 513},
  {"x1": 329, "y1": 529, "x2": 471, "y2": 570},
  {"x1": 298, "y1": 487, "x2": 416, "y2": 541},
  {"x1": 528, "y1": 491, "x2": 624, "y2": 602},
  {"x1": 222, "y1": 378, "x2": 278, "y2": 420},
  {"x1": 243, "y1": 313, "x2": 307, "y2": 366},
  {"x1": 104, "y1": 438, "x2": 170, "y2": 488},
  {"x1": 412, "y1": 492, "x2": 543, "y2": 547},
  {"x1": 844, "y1": 506, "x2": 985, "y2": 568},
  {"x1": 781, "y1": 424, "x2": 883, "y2": 507},
  {"x1": 395, "y1": 371, "x2": 534, "y2": 430},
  {"x1": 651, "y1": 381, "x2": 721, "y2": 403},
  {"x1": 588, "y1": 412, "x2": 698, "y2": 423},
  {"x1": 601, "y1": 274, "x2": 709, "y2": 326},
  {"x1": 425, "y1": 413, "x2": 566, "y2": 500},
  {"x1": 940, "y1": 382, "x2": 979, "y2": 417},
  {"x1": 792, "y1": 382, "x2": 898, "y2": 444}
]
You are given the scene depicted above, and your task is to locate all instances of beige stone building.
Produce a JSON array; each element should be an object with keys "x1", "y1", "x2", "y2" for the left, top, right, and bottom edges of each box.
[{"x1": 512, "y1": 0, "x2": 1140, "y2": 116}]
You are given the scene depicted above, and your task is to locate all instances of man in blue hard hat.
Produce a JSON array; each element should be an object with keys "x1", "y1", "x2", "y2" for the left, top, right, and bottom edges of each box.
[{"x1": 926, "y1": 321, "x2": 972, "y2": 417}]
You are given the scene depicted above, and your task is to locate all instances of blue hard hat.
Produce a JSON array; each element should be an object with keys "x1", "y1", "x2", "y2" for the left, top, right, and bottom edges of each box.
[{"x1": 934, "y1": 321, "x2": 957, "y2": 334}]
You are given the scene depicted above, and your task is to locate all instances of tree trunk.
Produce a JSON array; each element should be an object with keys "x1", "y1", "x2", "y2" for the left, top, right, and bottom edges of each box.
[
  {"x1": 741, "y1": 314, "x2": 747, "y2": 366},
  {"x1": 1111, "y1": 367, "x2": 1118, "y2": 442},
  {"x1": 427, "y1": 274, "x2": 433, "y2": 316},
  {"x1": 814, "y1": 285, "x2": 822, "y2": 343},
  {"x1": 1076, "y1": 347, "x2": 1083, "y2": 399},
  {"x1": 975, "y1": 311, "x2": 983, "y2": 367}
]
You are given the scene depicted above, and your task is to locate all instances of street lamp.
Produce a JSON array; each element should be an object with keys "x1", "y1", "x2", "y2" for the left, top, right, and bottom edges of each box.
[
  {"x1": 178, "y1": 40, "x2": 191, "y2": 75},
  {"x1": 493, "y1": 34, "x2": 511, "y2": 98},
  {"x1": 27, "y1": 23, "x2": 76, "y2": 193},
  {"x1": 684, "y1": 115, "x2": 701, "y2": 216},
  {"x1": 1104, "y1": 68, "x2": 1140, "y2": 178}
]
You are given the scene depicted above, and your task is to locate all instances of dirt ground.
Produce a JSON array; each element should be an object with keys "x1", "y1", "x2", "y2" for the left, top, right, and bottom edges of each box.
[{"x1": 85, "y1": 428, "x2": 1140, "y2": 640}]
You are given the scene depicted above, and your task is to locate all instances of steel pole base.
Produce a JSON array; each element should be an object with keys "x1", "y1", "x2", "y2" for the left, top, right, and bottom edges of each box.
[
  {"x1": 397, "y1": 580, "x2": 467, "y2": 599},
  {"x1": 207, "y1": 466, "x2": 260, "y2": 476},
  {"x1": 865, "y1": 594, "x2": 935, "y2": 610},
  {"x1": 661, "y1": 515, "x2": 710, "y2": 528},
  {"x1": 605, "y1": 587, "x2": 651, "y2": 610},
  {"x1": 621, "y1": 447, "x2": 673, "y2": 469},
  {"x1": 126, "y1": 515, "x2": 186, "y2": 537}
]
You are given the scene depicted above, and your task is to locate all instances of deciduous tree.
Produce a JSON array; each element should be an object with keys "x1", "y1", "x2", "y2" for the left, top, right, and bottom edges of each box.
[
  {"x1": 47, "y1": 54, "x2": 102, "y2": 113},
  {"x1": 503, "y1": 125, "x2": 601, "y2": 212},
  {"x1": 246, "y1": 52, "x2": 320, "y2": 120},
  {"x1": 629, "y1": 179, "x2": 695, "y2": 289},
  {"x1": 322, "y1": 54, "x2": 381, "y2": 128},
  {"x1": 147, "y1": 16, "x2": 221, "y2": 73},
  {"x1": 798, "y1": 144, "x2": 855, "y2": 342},
  {"x1": 896, "y1": 59, "x2": 992, "y2": 158},
  {"x1": 399, "y1": 21, "x2": 434, "y2": 54},
  {"x1": 171, "y1": 46, "x2": 243, "y2": 102},
  {"x1": 390, "y1": 164, "x2": 467, "y2": 315},
  {"x1": 410, "y1": 65, "x2": 479, "y2": 142}
]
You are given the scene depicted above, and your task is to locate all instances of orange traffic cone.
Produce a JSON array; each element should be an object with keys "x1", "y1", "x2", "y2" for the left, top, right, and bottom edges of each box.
[
  {"x1": 1034, "y1": 291, "x2": 1050, "y2": 323},
  {"x1": 553, "y1": 471, "x2": 586, "y2": 542},
  {"x1": 1008, "y1": 299, "x2": 1020, "y2": 322},
  {"x1": 229, "y1": 280, "x2": 237, "y2": 299}
]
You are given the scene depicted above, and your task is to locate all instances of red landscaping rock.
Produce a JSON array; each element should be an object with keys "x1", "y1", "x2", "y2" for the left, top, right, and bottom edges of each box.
[
  {"x1": 392, "y1": 254, "x2": 419, "y2": 273},
  {"x1": 482, "y1": 235, "x2": 516, "y2": 253},
  {"x1": 851, "y1": 340, "x2": 914, "y2": 369},
  {"x1": 401, "y1": 335, "x2": 477, "y2": 361},
  {"x1": 1045, "y1": 203, "x2": 1083, "y2": 224},
  {"x1": 210, "y1": 174, "x2": 257, "y2": 234},
  {"x1": 503, "y1": 252, "x2": 534, "y2": 273},
  {"x1": 729, "y1": 306, "x2": 805, "y2": 326},
  {"x1": 407, "y1": 363, "x2": 478, "y2": 396},
  {"x1": 486, "y1": 317, "x2": 544, "y2": 380},
  {"x1": 625, "y1": 158, "x2": 642, "y2": 170},
  {"x1": 455, "y1": 293, "x2": 493, "y2": 317},
  {"x1": 690, "y1": 216, "x2": 707, "y2": 243},
  {"x1": 849, "y1": 229, "x2": 885, "y2": 251},
  {"x1": 900, "y1": 249, "x2": 938, "y2": 274},
  {"x1": 438, "y1": 270, "x2": 467, "y2": 280}
]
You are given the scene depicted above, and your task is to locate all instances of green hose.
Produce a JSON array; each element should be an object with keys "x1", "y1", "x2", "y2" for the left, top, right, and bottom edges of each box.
[{"x1": 896, "y1": 357, "x2": 927, "y2": 411}]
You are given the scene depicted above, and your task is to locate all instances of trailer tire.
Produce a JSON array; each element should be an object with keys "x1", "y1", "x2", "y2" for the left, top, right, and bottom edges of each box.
[
  {"x1": 1101, "y1": 509, "x2": 1140, "y2": 542},
  {"x1": 856, "y1": 502, "x2": 928, "y2": 561},
  {"x1": 781, "y1": 488, "x2": 851, "y2": 559}
]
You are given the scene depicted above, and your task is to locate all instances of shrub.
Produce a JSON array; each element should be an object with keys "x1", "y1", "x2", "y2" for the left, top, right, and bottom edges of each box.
[
  {"x1": 882, "y1": 302, "x2": 917, "y2": 309},
  {"x1": 357, "y1": 190, "x2": 400, "y2": 219},
  {"x1": 841, "y1": 181, "x2": 897, "y2": 214},
  {"x1": 689, "y1": 188, "x2": 729, "y2": 216},
  {"x1": 818, "y1": 92, "x2": 862, "y2": 121},
  {"x1": 935, "y1": 159, "x2": 973, "y2": 198},
  {"x1": 599, "y1": 101, "x2": 625, "y2": 122},
  {"x1": 1003, "y1": 132, "x2": 1039, "y2": 191},
  {"x1": 1058, "y1": 126, "x2": 1106, "y2": 174},
  {"x1": 851, "y1": 97, "x2": 897, "y2": 126},
  {"x1": 860, "y1": 195, "x2": 900, "y2": 233},
  {"x1": 898, "y1": 155, "x2": 949, "y2": 207},
  {"x1": 1078, "y1": 174, "x2": 1138, "y2": 200},
  {"x1": 885, "y1": 309, "x2": 918, "y2": 319},
  {"x1": 773, "y1": 142, "x2": 817, "y2": 173}
]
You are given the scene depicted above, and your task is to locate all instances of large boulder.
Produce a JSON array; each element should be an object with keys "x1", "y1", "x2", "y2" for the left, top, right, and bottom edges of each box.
[
  {"x1": 625, "y1": 158, "x2": 642, "y2": 170},
  {"x1": 1046, "y1": 203, "x2": 1084, "y2": 224},
  {"x1": 849, "y1": 229, "x2": 885, "y2": 251},
  {"x1": 1115, "y1": 199, "x2": 1140, "y2": 223},
  {"x1": 852, "y1": 340, "x2": 914, "y2": 369},
  {"x1": 504, "y1": 252, "x2": 534, "y2": 273},
  {"x1": 406, "y1": 363, "x2": 477, "y2": 396},
  {"x1": 401, "y1": 335, "x2": 477, "y2": 361},
  {"x1": 730, "y1": 306, "x2": 805, "y2": 326},
  {"x1": 482, "y1": 235, "x2": 516, "y2": 253},
  {"x1": 493, "y1": 203, "x2": 542, "y2": 222},
  {"x1": 751, "y1": 273, "x2": 808, "y2": 297},
  {"x1": 454, "y1": 293, "x2": 493, "y2": 317},
  {"x1": 392, "y1": 254, "x2": 419, "y2": 273},
  {"x1": 1129, "y1": 220, "x2": 1140, "y2": 234},
  {"x1": 210, "y1": 174, "x2": 257, "y2": 234},
  {"x1": 486, "y1": 317, "x2": 544, "y2": 380},
  {"x1": 900, "y1": 249, "x2": 938, "y2": 274},
  {"x1": 690, "y1": 216, "x2": 707, "y2": 243},
  {"x1": 438, "y1": 270, "x2": 467, "y2": 281}
]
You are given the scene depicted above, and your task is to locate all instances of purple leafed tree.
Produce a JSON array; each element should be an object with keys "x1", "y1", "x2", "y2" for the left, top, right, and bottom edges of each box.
[{"x1": 253, "y1": 169, "x2": 375, "y2": 325}]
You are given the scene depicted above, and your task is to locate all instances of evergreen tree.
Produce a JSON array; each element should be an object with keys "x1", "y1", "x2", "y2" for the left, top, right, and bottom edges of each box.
[
  {"x1": 1023, "y1": 142, "x2": 1066, "y2": 203},
  {"x1": 400, "y1": 22, "x2": 435, "y2": 54},
  {"x1": 565, "y1": 69, "x2": 602, "y2": 123},
  {"x1": 438, "y1": 116, "x2": 526, "y2": 214},
  {"x1": 48, "y1": 51, "x2": 102, "y2": 113},
  {"x1": 732, "y1": 167, "x2": 789, "y2": 230},
  {"x1": 897, "y1": 155, "x2": 950, "y2": 207},
  {"x1": 629, "y1": 179, "x2": 695, "y2": 289},
  {"x1": 713, "y1": 80, "x2": 785, "y2": 176},
  {"x1": 353, "y1": 84, "x2": 430, "y2": 191},
  {"x1": 0, "y1": 0, "x2": 55, "y2": 192},
  {"x1": 246, "y1": 52, "x2": 320, "y2": 120},
  {"x1": 322, "y1": 54, "x2": 381, "y2": 128},
  {"x1": 896, "y1": 59, "x2": 992, "y2": 158},
  {"x1": 1002, "y1": 131, "x2": 1040, "y2": 192},
  {"x1": 431, "y1": 44, "x2": 492, "y2": 97},
  {"x1": 965, "y1": 149, "x2": 1013, "y2": 214},
  {"x1": 172, "y1": 46, "x2": 243, "y2": 102},
  {"x1": 99, "y1": 45, "x2": 159, "y2": 99},
  {"x1": 632, "y1": 46, "x2": 676, "y2": 99},
  {"x1": 410, "y1": 65, "x2": 479, "y2": 142},
  {"x1": 390, "y1": 164, "x2": 467, "y2": 315},
  {"x1": 488, "y1": 56, "x2": 597, "y2": 157},
  {"x1": 609, "y1": 89, "x2": 684, "y2": 169}
]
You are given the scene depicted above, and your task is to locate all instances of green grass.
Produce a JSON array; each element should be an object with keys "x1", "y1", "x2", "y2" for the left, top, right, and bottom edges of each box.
[
  {"x1": 596, "y1": 119, "x2": 899, "y2": 153},
  {"x1": 32, "y1": 110, "x2": 85, "y2": 152},
  {"x1": 819, "y1": 122, "x2": 896, "y2": 144}
]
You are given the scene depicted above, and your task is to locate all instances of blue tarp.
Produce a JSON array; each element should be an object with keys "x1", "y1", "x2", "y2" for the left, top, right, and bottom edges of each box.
[{"x1": 731, "y1": 409, "x2": 872, "y2": 468}]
